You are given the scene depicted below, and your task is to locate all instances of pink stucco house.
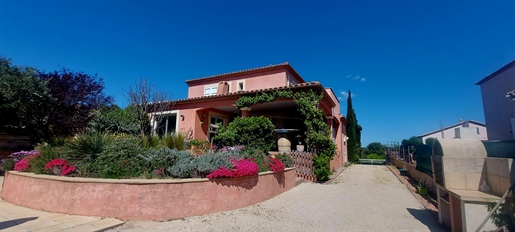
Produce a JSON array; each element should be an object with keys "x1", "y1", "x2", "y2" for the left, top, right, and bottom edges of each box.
[
  {"x1": 150, "y1": 62, "x2": 349, "y2": 168},
  {"x1": 476, "y1": 60, "x2": 515, "y2": 141}
]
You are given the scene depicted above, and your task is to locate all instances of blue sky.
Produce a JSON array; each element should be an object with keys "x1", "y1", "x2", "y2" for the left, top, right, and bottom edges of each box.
[{"x1": 1, "y1": 0, "x2": 514, "y2": 146}]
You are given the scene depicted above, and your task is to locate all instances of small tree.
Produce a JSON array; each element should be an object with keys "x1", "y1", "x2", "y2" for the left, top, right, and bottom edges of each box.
[
  {"x1": 346, "y1": 90, "x2": 360, "y2": 162},
  {"x1": 125, "y1": 78, "x2": 173, "y2": 139},
  {"x1": 425, "y1": 137, "x2": 436, "y2": 145},
  {"x1": 38, "y1": 68, "x2": 113, "y2": 140},
  {"x1": 0, "y1": 57, "x2": 51, "y2": 138}
]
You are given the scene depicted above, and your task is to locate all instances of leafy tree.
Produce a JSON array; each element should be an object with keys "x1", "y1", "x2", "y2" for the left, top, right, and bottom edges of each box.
[
  {"x1": 38, "y1": 68, "x2": 113, "y2": 140},
  {"x1": 346, "y1": 90, "x2": 360, "y2": 162},
  {"x1": 89, "y1": 105, "x2": 139, "y2": 135},
  {"x1": 425, "y1": 137, "x2": 436, "y2": 145},
  {"x1": 125, "y1": 78, "x2": 173, "y2": 139},
  {"x1": 365, "y1": 142, "x2": 386, "y2": 156},
  {"x1": 213, "y1": 116, "x2": 275, "y2": 152},
  {"x1": 0, "y1": 57, "x2": 52, "y2": 136}
]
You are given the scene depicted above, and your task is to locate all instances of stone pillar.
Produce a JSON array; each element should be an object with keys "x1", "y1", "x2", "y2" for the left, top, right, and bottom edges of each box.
[{"x1": 241, "y1": 107, "x2": 252, "y2": 118}]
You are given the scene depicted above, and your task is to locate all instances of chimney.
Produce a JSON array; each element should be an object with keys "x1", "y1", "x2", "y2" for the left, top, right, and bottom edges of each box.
[{"x1": 216, "y1": 82, "x2": 229, "y2": 95}]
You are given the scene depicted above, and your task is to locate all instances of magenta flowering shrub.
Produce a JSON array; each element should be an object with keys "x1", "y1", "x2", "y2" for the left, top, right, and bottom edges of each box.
[
  {"x1": 269, "y1": 158, "x2": 285, "y2": 172},
  {"x1": 206, "y1": 158, "x2": 259, "y2": 179},
  {"x1": 45, "y1": 158, "x2": 76, "y2": 176},
  {"x1": 14, "y1": 151, "x2": 41, "y2": 172}
]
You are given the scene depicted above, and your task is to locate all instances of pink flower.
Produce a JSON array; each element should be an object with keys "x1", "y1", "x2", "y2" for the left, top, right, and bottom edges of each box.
[
  {"x1": 14, "y1": 153, "x2": 40, "y2": 172},
  {"x1": 270, "y1": 158, "x2": 285, "y2": 172},
  {"x1": 207, "y1": 158, "x2": 259, "y2": 179},
  {"x1": 45, "y1": 158, "x2": 76, "y2": 176}
]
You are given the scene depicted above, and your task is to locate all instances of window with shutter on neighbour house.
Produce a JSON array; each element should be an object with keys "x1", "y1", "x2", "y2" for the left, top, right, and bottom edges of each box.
[{"x1": 204, "y1": 85, "x2": 217, "y2": 96}]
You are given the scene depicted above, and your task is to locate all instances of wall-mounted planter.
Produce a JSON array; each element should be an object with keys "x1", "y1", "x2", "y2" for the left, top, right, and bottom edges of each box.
[{"x1": 1, "y1": 168, "x2": 295, "y2": 221}]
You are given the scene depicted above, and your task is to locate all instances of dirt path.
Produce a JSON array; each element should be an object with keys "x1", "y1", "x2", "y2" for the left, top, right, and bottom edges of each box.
[{"x1": 110, "y1": 165, "x2": 445, "y2": 231}]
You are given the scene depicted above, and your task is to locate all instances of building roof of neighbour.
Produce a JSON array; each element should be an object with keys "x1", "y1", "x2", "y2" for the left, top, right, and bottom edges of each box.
[
  {"x1": 185, "y1": 62, "x2": 306, "y2": 84},
  {"x1": 476, "y1": 60, "x2": 515, "y2": 85},
  {"x1": 417, "y1": 120, "x2": 486, "y2": 138},
  {"x1": 173, "y1": 81, "x2": 333, "y2": 105}
]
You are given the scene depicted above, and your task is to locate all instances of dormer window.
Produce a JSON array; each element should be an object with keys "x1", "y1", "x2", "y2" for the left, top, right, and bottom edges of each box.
[{"x1": 204, "y1": 85, "x2": 217, "y2": 96}]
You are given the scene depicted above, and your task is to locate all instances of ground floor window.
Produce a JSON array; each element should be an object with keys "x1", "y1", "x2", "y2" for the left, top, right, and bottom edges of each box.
[{"x1": 152, "y1": 110, "x2": 179, "y2": 137}]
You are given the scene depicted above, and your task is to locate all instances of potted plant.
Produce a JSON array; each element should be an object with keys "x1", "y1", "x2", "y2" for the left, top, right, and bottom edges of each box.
[
  {"x1": 399, "y1": 166, "x2": 408, "y2": 176},
  {"x1": 417, "y1": 179, "x2": 429, "y2": 195}
]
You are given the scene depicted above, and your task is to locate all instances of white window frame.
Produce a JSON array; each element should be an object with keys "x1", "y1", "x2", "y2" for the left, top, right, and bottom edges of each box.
[
  {"x1": 150, "y1": 110, "x2": 180, "y2": 135},
  {"x1": 236, "y1": 80, "x2": 246, "y2": 91},
  {"x1": 208, "y1": 112, "x2": 228, "y2": 141},
  {"x1": 204, "y1": 84, "x2": 218, "y2": 96},
  {"x1": 227, "y1": 81, "x2": 232, "y2": 93}
]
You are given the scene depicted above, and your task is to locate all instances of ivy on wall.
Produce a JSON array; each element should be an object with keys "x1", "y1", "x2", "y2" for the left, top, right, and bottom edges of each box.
[{"x1": 235, "y1": 89, "x2": 336, "y2": 180}]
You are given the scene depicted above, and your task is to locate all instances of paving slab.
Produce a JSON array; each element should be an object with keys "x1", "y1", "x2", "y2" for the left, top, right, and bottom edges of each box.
[{"x1": 0, "y1": 176, "x2": 124, "y2": 232}]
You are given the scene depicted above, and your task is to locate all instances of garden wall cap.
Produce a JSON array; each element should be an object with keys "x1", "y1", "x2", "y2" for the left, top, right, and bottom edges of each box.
[{"x1": 6, "y1": 168, "x2": 295, "y2": 184}]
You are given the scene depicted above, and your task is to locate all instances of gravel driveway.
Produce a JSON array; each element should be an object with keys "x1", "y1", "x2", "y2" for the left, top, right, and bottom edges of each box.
[{"x1": 110, "y1": 165, "x2": 445, "y2": 231}]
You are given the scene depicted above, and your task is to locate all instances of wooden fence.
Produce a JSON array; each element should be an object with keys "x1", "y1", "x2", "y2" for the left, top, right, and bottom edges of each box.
[{"x1": 291, "y1": 150, "x2": 317, "y2": 182}]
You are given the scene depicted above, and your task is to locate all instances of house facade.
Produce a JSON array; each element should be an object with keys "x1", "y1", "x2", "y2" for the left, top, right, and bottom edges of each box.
[
  {"x1": 476, "y1": 60, "x2": 515, "y2": 141},
  {"x1": 151, "y1": 62, "x2": 349, "y2": 165},
  {"x1": 417, "y1": 119, "x2": 488, "y2": 144}
]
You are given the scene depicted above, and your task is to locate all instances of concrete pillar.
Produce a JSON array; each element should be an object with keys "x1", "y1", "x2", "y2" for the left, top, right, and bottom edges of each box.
[{"x1": 241, "y1": 107, "x2": 251, "y2": 118}]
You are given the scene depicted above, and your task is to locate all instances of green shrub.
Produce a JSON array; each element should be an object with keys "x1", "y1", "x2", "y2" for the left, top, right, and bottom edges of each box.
[
  {"x1": 142, "y1": 135, "x2": 160, "y2": 148},
  {"x1": 241, "y1": 147, "x2": 270, "y2": 172},
  {"x1": 66, "y1": 132, "x2": 112, "y2": 163},
  {"x1": 89, "y1": 105, "x2": 139, "y2": 135},
  {"x1": 140, "y1": 147, "x2": 191, "y2": 174},
  {"x1": 28, "y1": 146, "x2": 63, "y2": 174},
  {"x1": 365, "y1": 153, "x2": 385, "y2": 160},
  {"x1": 0, "y1": 158, "x2": 15, "y2": 171},
  {"x1": 162, "y1": 133, "x2": 186, "y2": 150},
  {"x1": 313, "y1": 155, "x2": 331, "y2": 181},
  {"x1": 93, "y1": 136, "x2": 149, "y2": 178},
  {"x1": 275, "y1": 153, "x2": 294, "y2": 168},
  {"x1": 49, "y1": 136, "x2": 71, "y2": 147},
  {"x1": 189, "y1": 151, "x2": 243, "y2": 178},
  {"x1": 213, "y1": 116, "x2": 275, "y2": 152}
]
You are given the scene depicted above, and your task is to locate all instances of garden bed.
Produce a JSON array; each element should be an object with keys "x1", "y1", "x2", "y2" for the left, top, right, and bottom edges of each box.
[{"x1": 1, "y1": 168, "x2": 296, "y2": 221}]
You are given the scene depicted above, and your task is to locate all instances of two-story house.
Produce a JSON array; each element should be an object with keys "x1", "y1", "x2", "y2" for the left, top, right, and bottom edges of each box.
[
  {"x1": 476, "y1": 60, "x2": 515, "y2": 141},
  {"x1": 150, "y1": 62, "x2": 349, "y2": 166}
]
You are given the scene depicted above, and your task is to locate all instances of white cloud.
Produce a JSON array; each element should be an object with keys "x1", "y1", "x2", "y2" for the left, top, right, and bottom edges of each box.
[
  {"x1": 353, "y1": 75, "x2": 360, "y2": 80},
  {"x1": 340, "y1": 91, "x2": 356, "y2": 99},
  {"x1": 360, "y1": 77, "x2": 366, "y2": 82}
]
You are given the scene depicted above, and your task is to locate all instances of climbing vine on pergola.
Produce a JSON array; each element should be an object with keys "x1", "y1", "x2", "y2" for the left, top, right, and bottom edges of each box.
[{"x1": 236, "y1": 89, "x2": 336, "y2": 180}]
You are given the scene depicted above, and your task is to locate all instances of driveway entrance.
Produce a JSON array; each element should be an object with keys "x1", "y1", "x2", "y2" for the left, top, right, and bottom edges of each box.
[{"x1": 112, "y1": 165, "x2": 445, "y2": 231}]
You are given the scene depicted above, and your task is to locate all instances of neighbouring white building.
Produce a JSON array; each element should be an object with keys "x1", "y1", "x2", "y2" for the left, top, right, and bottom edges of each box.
[
  {"x1": 476, "y1": 60, "x2": 515, "y2": 141},
  {"x1": 418, "y1": 119, "x2": 488, "y2": 144}
]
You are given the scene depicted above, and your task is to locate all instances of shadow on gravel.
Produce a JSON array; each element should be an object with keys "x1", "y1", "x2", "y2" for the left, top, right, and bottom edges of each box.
[
  {"x1": 0, "y1": 217, "x2": 38, "y2": 230},
  {"x1": 407, "y1": 208, "x2": 446, "y2": 232}
]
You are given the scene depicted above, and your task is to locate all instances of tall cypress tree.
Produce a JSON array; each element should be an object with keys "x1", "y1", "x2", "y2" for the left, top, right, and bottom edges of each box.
[{"x1": 346, "y1": 90, "x2": 359, "y2": 162}]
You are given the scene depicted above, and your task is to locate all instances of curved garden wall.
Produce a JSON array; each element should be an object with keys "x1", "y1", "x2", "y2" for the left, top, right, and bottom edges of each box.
[{"x1": 1, "y1": 168, "x2": 295, "y2": 220}]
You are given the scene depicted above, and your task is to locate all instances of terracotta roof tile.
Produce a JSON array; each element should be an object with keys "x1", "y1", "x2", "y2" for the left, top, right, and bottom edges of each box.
[{"x1": 185, "y1": 62, "x2": 291, "y2": 83}]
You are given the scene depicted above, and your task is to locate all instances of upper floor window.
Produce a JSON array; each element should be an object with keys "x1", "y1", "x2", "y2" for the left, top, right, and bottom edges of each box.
[
  {"x1": 204, "y1": 85, "x2": 217, "y2": 96},
  {"x1": 237, "y1": 80, "x2": 245, "y2": 91}
]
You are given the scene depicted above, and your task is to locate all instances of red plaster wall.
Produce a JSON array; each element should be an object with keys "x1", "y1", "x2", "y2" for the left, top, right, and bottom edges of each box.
[{"x1": 1, "y1": 169, "x2": 296, "y2": 221}]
